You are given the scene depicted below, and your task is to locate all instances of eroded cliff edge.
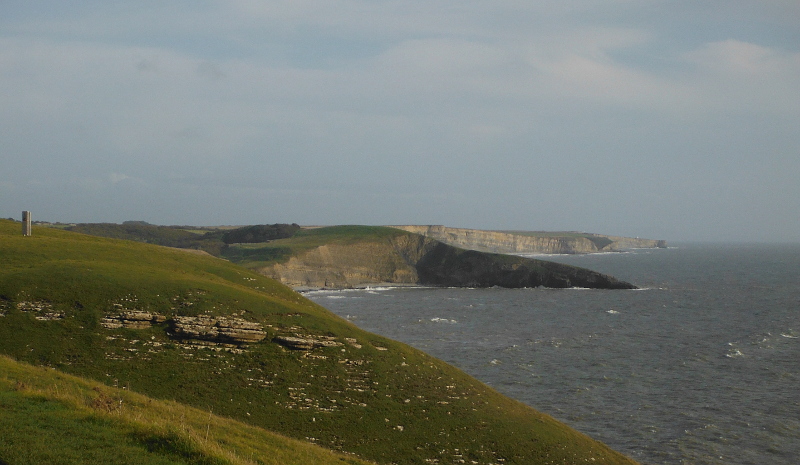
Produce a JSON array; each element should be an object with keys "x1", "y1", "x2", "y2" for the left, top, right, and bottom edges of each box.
[
  {"x1": 257, "y1": 233, "x2": 636, "y2": 290},
  {"x1": 393, "y1": 225, "x2": 667, "y2": 254}
]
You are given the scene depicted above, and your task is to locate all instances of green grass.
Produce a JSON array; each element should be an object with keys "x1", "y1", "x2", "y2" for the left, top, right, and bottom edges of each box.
[
  {"x1": 0, "y1": 356, "x2": 373, "y2": 465},
  {"x1": 0, "y1": 220, "x2": 639, "y2": 465},
  {"x1": 221, "y1": 225, "x2": 408, "y2": 268},
  {"x1": 59, "y1": 222, "x2": 406, "y2": 269},
  {"x1": 296, "y1": 225, "x2": 406, "y2": 241},
  {"x1": 63, "y1": 222, "x2": 300, "y2": 257}
]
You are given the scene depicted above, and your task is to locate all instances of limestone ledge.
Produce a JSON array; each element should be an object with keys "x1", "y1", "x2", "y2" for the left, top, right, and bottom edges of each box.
[
  {"x1": 274, "y1": 335, "x2": 344, "y2": 350},
  {"x1": 100, "y1": 312, "x2": 267, "y2": 345},
  {"x1": 172, "y1": 315, "x2": 267, "y2": 344},
  {"x1": 99, "y1": 311, "x2": 358, "y2": 350},
  {"x1": 101, "y1": 311, "x2": 167, "y2": 329}
]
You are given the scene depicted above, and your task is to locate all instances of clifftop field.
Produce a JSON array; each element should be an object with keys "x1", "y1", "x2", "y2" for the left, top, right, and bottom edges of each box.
[{"x1": 0, "y1": 220, "x2": 639, "y2": 464}]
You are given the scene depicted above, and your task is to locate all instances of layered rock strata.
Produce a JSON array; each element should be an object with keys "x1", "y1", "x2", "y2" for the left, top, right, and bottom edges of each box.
[
  {"x1": 394, "y1": 225, "x2": 666, "y2": 254},
  {"x1": 273, "y1": 335, "x2": 344, "y2": 350},
  {"x1": 100, "y1": 312, "x2": 268, "y2": 345},
  {"x1": 171, "y1": 315, "x2": 267, "y2": 344},
  {"x1": 262, "y1": 234, "x2": 428, "y2": 289},
  {"x1": 101, "y1": 311, "x2": 167, "y2": 329}
]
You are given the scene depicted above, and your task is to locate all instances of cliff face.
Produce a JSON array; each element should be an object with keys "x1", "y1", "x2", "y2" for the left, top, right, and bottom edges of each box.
[
  {"x1": 394, "y1": 225, "x2": 666, "y2": 254},
  {"x1": 257, "y1": 234, "x2": 435, "y2": 288},
  {"x1": 257, "y1": 233, "x2": 636, "y2": 290}
]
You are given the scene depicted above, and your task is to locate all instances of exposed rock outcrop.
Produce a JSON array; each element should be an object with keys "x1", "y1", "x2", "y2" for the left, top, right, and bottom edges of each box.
[
  {"x1": 99, "y1": 310, "x2": 267, "y2": 345},
  {"x1": 101, "y1": 311, "x2": 167, "y2": 329},
  {"x1": 393, "y1": 225, "x2": 666, "y2": 254},
  {"x1": 171, "y1": 315, "x2": 267, "y2": 344},
  {"x1": 258, "y1": 233, "x2": 637, "y2": 290},
  {"x1": 273, "y1": 335, "x2": 344, "y2": 350},
  {"x1": 261, "y1": 235, "x2": 429, "y2": 289},
  {"x1": 17, "y1": 301, "x2": 64, "y2": 321}
]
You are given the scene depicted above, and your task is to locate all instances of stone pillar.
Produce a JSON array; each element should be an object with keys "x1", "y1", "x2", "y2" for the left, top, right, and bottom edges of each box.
[{"x1": 22, "y1": 211, "x2": 31, "y2": 236}]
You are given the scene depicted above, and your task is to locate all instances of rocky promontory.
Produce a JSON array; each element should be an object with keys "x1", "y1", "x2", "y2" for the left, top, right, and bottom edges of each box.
[
  {"x1": 394, "y1": 225, "x2": 666, "y2": 254},
  {"x1": 258, "y1": 233, "x2": 636, "y2": 290},
  {"x1": 416, "y1": 241, "x2": 636, "y2": 289}
]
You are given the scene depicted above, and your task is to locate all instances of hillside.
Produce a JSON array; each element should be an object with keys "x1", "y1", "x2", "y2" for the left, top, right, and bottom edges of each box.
[
  {"x1": 0, "y1": 220, "x2": 639, "y2": 465},
  {"x1": 394, "y1": 225, "x2": 667, "y2": 254},
  {"x1": 0, "y1": 356, "x2": 372, "y2": 465}
]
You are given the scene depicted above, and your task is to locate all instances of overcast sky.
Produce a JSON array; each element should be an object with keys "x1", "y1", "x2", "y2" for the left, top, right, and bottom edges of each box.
[{"x1": 2, "y1": 1, "x2": 798, "y2": 242}]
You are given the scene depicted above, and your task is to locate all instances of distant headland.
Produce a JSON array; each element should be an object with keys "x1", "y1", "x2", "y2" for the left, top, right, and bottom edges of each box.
[
  {"x1": 392, "y1": 225, "x2": 667, "y2": 255},
  {"x1": 54, "y1": 222, "x2": 644, "y2": 290}
]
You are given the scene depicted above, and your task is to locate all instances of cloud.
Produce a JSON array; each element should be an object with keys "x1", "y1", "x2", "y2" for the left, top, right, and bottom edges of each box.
[
  {"x1": 1, "y1": 2, "x2": 798, "y2": 239},
  {"x1": 685, "y1": 39, "x2": 781, "y2": 72},
  {"x1": 196, "y1": 61, "x2": 226, "y2": 79},
  {"x1": 108, "y1": 173, "x2": 131, "y2": 184},
  {"x1": 528, "y1": 49, "x2": 688, "y2": 109},
  {"x1": 679, "y1": 39, "x2": 800, "y2": 114}
]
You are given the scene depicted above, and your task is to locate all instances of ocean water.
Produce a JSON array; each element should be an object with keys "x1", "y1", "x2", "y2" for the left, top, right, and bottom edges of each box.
[{"x1": 305, "y1": 244, "x2": 800, "y2": 465}]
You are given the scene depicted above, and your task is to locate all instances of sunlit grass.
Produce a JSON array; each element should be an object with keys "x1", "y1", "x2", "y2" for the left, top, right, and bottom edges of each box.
[{"x1": 0, "y1": 356, "x2": 372, "y2": 465}]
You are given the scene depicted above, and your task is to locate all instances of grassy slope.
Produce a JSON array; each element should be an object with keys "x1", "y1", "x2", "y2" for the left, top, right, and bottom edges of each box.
[
  {"x1": 0, "y1": 356, "x2": 372, "y2": 465},
  {"x1": 0, "y1": 220, "x2": 638, "y2": 465},
  {"x1": 222, "y1": 225, "x2": 407, "y2": 268}
]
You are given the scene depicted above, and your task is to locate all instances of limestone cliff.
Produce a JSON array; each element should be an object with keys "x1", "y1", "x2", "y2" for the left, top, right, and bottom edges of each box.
[
  {"x1": 257, "y1": 234, "x2": 432, "y2": 288},
  {"x1": 256, "y1": 233, "x2": 636, "y2": 290},
  {"x1": 393, "y1": 225, "x2": 666, "y2": 254}
]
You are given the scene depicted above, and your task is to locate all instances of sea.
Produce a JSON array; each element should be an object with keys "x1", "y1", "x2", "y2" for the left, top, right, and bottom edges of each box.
[{"x1": 304, "y1": 244, "x2": 800, "y2": 465}]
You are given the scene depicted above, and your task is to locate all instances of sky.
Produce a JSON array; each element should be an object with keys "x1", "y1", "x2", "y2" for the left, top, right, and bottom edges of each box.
[{"x1": 1, "y1": 1, "x2": 799, "y2": 242}]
